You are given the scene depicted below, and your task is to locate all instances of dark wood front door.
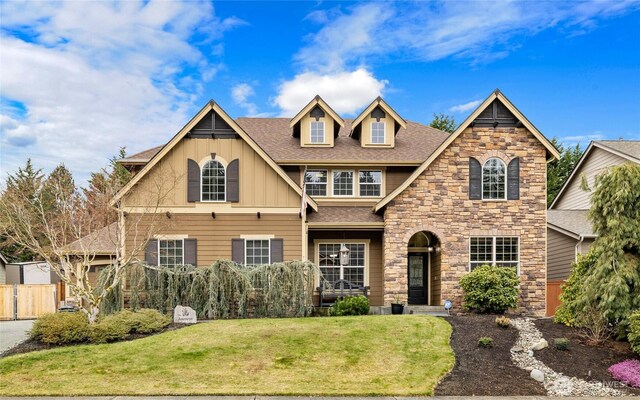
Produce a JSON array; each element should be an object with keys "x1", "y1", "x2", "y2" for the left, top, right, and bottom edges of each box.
[{"x1": 408, "y1": 253, "x2": 428, "y2": 305}]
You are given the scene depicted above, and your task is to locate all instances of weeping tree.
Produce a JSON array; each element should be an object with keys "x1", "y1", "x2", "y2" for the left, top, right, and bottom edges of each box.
[
  {"x1": 112, "y1": 260, "x2": 318, "y2": 319},
  {"x1": 0, "y1": 159, "x2": 179, "y2": 323},
  {"x1": 575, "y1": 163, "x2": 640, "y2": 327}
]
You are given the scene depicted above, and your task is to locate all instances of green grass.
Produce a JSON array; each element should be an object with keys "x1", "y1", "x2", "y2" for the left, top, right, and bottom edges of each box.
[{"x1": 0, "y1": 315, "x2": 453, "y2": 396}]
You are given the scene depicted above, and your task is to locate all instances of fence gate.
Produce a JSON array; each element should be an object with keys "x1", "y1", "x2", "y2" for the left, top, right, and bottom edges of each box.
[
  {"x1": 0, "y1": 284, "x2": 57, "y2": 320},
  {"x1": 546, "y1": 281, "x2": 565, "y2": 317}
]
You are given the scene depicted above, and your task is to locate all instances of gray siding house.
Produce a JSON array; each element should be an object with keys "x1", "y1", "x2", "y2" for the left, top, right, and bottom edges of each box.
[{"x1": 547, "y1": 140, "x2": 640, "y2": 282}]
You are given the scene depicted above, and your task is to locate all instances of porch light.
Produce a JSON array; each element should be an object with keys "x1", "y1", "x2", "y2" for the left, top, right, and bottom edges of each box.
[{"x1": 339, "y1": 244, "x2": 350, "y2": 266}]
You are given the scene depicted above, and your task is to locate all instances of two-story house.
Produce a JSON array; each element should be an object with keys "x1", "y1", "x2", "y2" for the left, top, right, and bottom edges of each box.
[{"x1": 113, "y1": 89, "x2": 559, "y2": 315}]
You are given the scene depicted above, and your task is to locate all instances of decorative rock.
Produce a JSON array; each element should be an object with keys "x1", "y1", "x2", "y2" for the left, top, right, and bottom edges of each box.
[
  {"x1": 531, "y1": 338, "x2": 549, "y2": 351},
  {"x1": 511, "y1": 346, "x2": 524, "y2": 353},
  {"x1": 525, "y1": 366, "x2": 534, "y2": 371},
  {"x1": 530, "y1": 369, "x2": 545, "y2": 382},
  {"x1": 527, "y1": 350, "x2": 534, "y2": 356},
  {"x1": 173, "y1": 305, "x2": 197, "y2": 324}
]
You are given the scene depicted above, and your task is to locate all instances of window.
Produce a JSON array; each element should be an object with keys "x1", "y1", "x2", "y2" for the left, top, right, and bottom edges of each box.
[
  {"x1": 333, "y1": 171, "x2": 354, "y2": 196},
  {"x1": 371, "y1": 122, "x2": 385, "y2": 144},
  {"x1": 482, "y1": 158, "x2": 506, "y2": 200},
  {"x1": 202, "y1": 160, "x2": 225, "y2": 201},
  {"x1": 318, "y1": 243, "x2": 366, "y2": 287},
  {"x1": 470, "y1": 237, "x2": 519, "y2": 271},
  {"x1": 310, "y1": 121, "x2": 325, "y2": 144},
  {"x1": 304, "y1": 170, "x2": 328, "y2": 196},
  {"x1": 359, "y1": 170, "x2": 382, "y2": 197},
  {"x1": 159, "y1": 239, "x2": 183, "y2": 267},
  {"x1": 245, "y1": 239, "x2": 270, "y2": 266}
]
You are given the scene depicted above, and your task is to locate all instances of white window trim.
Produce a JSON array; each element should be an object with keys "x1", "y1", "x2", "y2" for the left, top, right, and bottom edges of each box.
[
  {"x1": 370, "y1": 121, "x2": 385, "y2": 144},
  {"x1": 304, "y1": 169, "x2": 329, "y2": 197},
  {"x1": 157, "y1": 238, "x2": 185, "y2": 267},
  {"x1": 310, "y1": 120, "x2": 325, "y2": 144},
  {"x1": 358, "y1": 170, "x2": 383, "y2": 197},
  {"x1": 245, "y1": 238, "x2": 271, "y2": 266},
  {"x1": 468, "y1": 236, "x2": 520, "y2": 275},
  {"x1": 200, "y1": 158, "x2": 227, "y2": 203},
  {"x1": 314, "y1": 239, "x2": 370, "y2": 288},
  {"x1": 332, "y1": 170, "x2": 355, "y2": 197},
  {"x1": 481, "y1": 158, "x2": 507, "y2": 201}
]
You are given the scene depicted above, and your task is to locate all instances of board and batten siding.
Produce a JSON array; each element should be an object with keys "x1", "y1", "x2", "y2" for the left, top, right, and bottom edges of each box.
[
  {"x1": 125, "y1": 213, "x2": 303, "y2": 267},
  {"x1": 547, "y1": 228, "x2": 578, "y2": 281},
  {"x1": 124, "y1": 137, "x2": 302, "y2": 209},
  {"x1": 554, "y1": 147, "x2": 629, "y2": 210},
  {"x1": 308, "y1": 230, "x2": 384, "y2": 306},
  {"x1": 385, "y1": 166, "x2": 415, "y2": 195}
]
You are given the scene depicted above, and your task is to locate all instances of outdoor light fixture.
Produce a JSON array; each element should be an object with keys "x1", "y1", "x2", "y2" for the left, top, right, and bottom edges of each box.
[{"x1": 339, "y1": 244, "x2": 350, "y2": 266}]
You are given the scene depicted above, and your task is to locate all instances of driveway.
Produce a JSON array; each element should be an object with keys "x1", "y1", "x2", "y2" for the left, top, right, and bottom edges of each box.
[{"x1": 0, "y1": 319, "x2": 34, "y2": 353}]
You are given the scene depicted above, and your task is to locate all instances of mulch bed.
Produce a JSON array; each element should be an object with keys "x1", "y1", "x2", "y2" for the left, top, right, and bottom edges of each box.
[
  {"x1": 435, "y1": 314, "x2": 546, "y2": 396},
  {"x1": 534, "y1": 318, "x2": 640, "y2": 395},
  {"x1": 0, "y1": 322, "x2": 189, "y2": 358},
  {"x1": 435, "y1": 314, "x2": 640, "y2": 396}
]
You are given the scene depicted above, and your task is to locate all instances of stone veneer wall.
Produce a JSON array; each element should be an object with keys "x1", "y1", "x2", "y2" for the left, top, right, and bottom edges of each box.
[{"x1": 383, "y1": 127, "x2": 548, "y2": 315}]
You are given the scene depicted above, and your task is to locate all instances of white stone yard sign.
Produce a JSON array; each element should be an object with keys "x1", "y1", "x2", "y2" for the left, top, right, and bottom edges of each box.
[{"x1": 174, "y1": 305, "x2": 197, "y2": 324}]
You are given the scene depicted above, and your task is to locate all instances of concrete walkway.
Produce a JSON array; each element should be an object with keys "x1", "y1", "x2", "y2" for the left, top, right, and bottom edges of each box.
[
  {"x1": 0, "y1": 396, "x2": 618, "y2": 399},
  {"x1": 0, "y1": 319, "x2": 34, "y2": 353}
]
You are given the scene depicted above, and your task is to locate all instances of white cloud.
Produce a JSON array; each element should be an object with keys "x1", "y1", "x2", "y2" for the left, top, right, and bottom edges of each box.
[
  {"x1": 449, "y1": 100, "x2": 482, "y2": 113},
  {"x1": 231, "y1": 83, "x2": 259, "y2": 116},
  {"x1": 0, "y1": 0, "x2": 243, "y2": 183},
  {"x1": 560, "y1": 134, "x2": 606, "y2": 148},
  {"x1": 274, "y1": 68, "x2": 387, "y2": 117},
  {"x1": 295, "y1": 1, "x2": 639, "y2": 70}
]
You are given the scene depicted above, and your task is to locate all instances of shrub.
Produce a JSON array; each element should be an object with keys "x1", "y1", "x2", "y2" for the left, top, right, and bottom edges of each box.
[
  {"x1": 554, "y1": 338, "x2": 569, "y2": 351},
  {"x1": 478, "y1": 337, "x2": 493, "y2": 348},
  {"x1": 576, "y1": 305, "x2": 612, "y2": 346},
  {"x1": 89, "y1": 319, "x2": 130, "y2": 344},
  {"x1": 608, "y1": 359, "x2": 640, "y2": 388},
  {"x1": 330, "y1": 296, "x2": 370, "y2": 316},
  {"x1": 628, "y1": 310, "x2": 640, "y2": 355},
  {"x1": 100, "y1": 308, "x2": 170, "y2": 334},
  {"x1": 554, "y1": 252, "x2": 596, "y2": 326},
  {"x1": 459, "y1": 265, "x2": 519, "y2": 314},
  {"x1": 30, "y1": 312, "x2": 91, "y2": 344},
  {"x1": 495, "y1": 316, "x2": 511, "y2": 328}
]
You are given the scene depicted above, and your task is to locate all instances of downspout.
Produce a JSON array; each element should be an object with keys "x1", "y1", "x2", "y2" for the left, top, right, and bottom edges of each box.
[{"x1": 574, "y1": 235, "x2": 585, "y2": 261}]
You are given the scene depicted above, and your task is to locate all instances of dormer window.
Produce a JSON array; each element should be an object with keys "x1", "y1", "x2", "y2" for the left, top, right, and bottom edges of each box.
[
  {"x1": 310, "y1": 121, "x2": 325, "y2": 144},
  {"x1": 371, "y1": 122, "x2": 385, "y2": 144}
]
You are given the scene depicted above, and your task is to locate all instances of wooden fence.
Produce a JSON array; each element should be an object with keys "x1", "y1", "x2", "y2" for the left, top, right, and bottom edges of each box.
[
  {"x1": 0, "y1": 284, "x2": 57, "y2": 320},
  {"x1": 546, "y1": 280, "x2": 565, "y2": 317}
]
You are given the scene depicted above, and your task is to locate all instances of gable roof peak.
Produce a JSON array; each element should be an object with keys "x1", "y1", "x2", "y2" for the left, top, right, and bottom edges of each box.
[
  {"x1": 374, "y1": 89, "x2": 561, "y2": 212},
  {"x1": 349, "y1": 96, "x2": 407, "y2": 138},
  {"x1": 289, "y1": 95, "x2": 345, "y2": 129}
]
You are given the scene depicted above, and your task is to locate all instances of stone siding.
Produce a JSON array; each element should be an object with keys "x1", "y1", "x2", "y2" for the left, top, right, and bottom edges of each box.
[{"x1": 383, "y1": 127, "x2": 547, "y2": 315}]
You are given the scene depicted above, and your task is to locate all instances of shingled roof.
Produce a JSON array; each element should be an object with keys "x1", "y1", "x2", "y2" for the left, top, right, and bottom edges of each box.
[
  {"x1": 118, "y1": 119, "x2": 448, "y2": 165},
  {"x1": 547, "y1": 210, "x2": 595, "y2": 238},
  {"x1": 236, "y1": 118, "x2": 448, "y2": 163},
  {"x1": 67, "y1": 222, "x2": 118, "y2": 255},
  {"x1": 594, "y1": 140, "x2": 640, "y2": 161},
  {"x1": 306, "y1": 206, "x2": 384, "y2": 225}
]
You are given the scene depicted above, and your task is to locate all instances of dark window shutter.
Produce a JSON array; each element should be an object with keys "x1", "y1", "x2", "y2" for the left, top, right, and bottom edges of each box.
[
  {"x1": 507, "y1": 157, "x2": 520, "y2": 200},
  {"x1": 232, "y1": 238, "x2": 245, "y2": 264},
  {"x1": 227, "y1": 159, "x2": 239, "y2": 203},
  {"x1": 184, "y1": 238, "x2": 197, "y2": 266},
  {"x1": 270, "y1": 239, "x2": 284, "y2": 263},
  {"x1": 469, "y1": 157, "x2": 482, "y2": 200},
  {"x1": 187, "y1": 159, "x2": 201, "y2": 202},
  {"x1": 145, "y1": 239, "x2": 158, "y2": 265}
]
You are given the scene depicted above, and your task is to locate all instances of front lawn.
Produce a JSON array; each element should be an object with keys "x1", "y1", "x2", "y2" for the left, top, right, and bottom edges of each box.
[{"x1": 0, "y1": 315, "x2": 453, "y2": 396}]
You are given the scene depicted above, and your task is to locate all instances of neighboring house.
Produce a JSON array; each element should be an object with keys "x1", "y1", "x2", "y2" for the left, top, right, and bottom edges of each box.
[
  {"x1": 64, "y1": 222, "x2": 118, "y2": 302},
  {"x1": 5, "y1": 261, "x2": 59, "y2": 285},
  {"x1": 0, "y1": 253, "x2": 7, "y2": 284},
  {"x1": 114, "y1": 89, "x2": 559, "y2": 315},
  {"x1": 547, "y1": 140, "x2": 640, "y2": 282}
]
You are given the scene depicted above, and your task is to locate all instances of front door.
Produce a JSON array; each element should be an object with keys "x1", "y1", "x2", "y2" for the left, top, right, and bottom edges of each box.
[{"x1": 408, "y1": 253, "x2": 428, "y2": 304}]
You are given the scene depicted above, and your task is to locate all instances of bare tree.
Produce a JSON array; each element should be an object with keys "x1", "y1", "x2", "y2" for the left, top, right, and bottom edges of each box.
[{"x1": 0, "y1": 163, "x2": 179, "y2": 323}]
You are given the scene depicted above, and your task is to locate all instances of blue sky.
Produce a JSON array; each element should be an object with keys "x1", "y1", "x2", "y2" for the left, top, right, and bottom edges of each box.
[{"x1": 1, "y1": 1, "x2": 639, "y2": 183}]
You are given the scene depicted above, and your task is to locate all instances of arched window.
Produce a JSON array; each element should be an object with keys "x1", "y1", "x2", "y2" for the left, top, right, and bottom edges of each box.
[
  {"x1": 201, "y1": 160, "x2": 226, "y2": 201},
  {"x1": 482, "y1": 158, "x2": 506, "y2": 200}
]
